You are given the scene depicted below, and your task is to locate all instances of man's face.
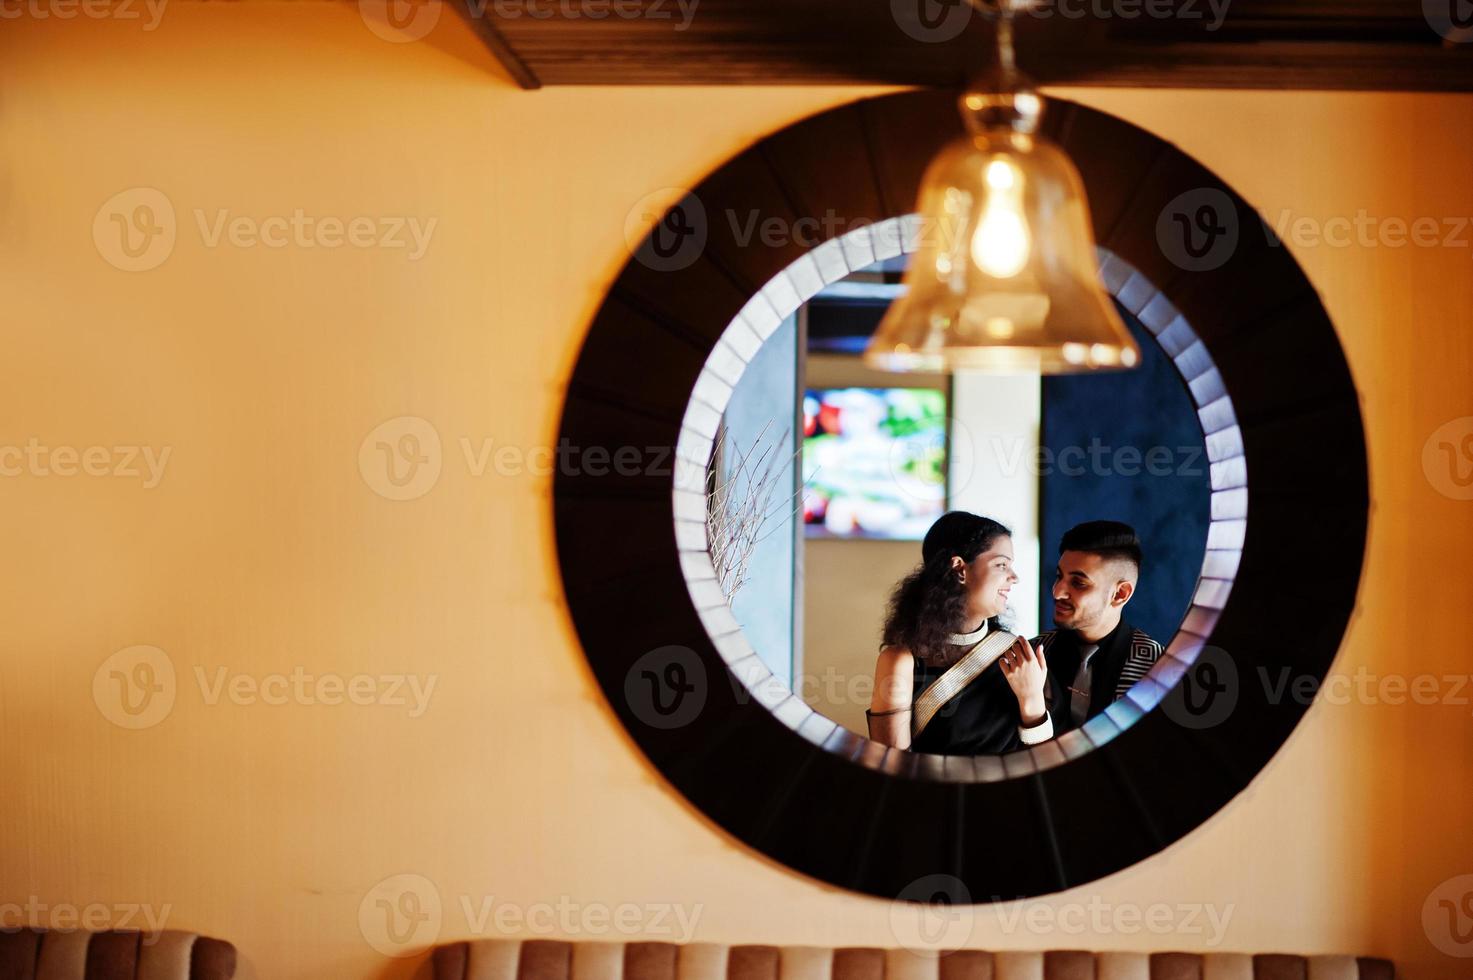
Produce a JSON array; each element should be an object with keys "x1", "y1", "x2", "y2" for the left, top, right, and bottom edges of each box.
[{"x1": 1051, "y1": 550, "x2": 1130, "y2": 633}]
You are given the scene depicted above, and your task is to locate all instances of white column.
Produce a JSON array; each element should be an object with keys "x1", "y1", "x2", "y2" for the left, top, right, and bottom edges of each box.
[{"x1": 949, "y1": 370, "x2": 1042, "y2": 639}]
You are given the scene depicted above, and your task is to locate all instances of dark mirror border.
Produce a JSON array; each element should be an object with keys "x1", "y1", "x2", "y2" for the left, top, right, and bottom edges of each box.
[{"x1": 552, "y1": 91, "x2": 1368, "y2": 901}]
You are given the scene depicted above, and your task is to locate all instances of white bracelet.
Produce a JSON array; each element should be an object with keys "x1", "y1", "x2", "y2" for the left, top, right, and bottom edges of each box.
[{"x1": 1018, "y1": 711, "x2": 1054, "y2": 746}]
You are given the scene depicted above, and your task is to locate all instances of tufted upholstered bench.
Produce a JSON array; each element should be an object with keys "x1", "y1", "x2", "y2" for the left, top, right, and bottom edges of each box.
[
  {"x1": 0, "y1": 928, "x2": 236, "y2": 979},
  {"x1": 432, "y1": 939, "x2": 1395, "y2": 980}
]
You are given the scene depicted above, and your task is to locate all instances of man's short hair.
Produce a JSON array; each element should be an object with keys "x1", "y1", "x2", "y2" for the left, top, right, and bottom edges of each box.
[{"x1": 1060, "y1": 520, "x2": 1142, "y2": 575}]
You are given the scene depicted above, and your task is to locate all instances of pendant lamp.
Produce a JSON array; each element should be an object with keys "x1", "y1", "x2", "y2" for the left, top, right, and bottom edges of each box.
[{"x1": 864, "y1": 2, "x2": 1140, "y2": 374}]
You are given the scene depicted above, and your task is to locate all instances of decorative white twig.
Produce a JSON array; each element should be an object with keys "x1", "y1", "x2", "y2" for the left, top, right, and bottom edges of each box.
[{"x1": 705, "y1": 419, "x2": 811, "y2": 605}]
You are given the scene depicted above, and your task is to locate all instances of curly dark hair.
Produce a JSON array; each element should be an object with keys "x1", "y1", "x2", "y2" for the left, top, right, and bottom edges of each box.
[{"x1": 880, "y1": 511, "x2": 1012, "y2": 665}]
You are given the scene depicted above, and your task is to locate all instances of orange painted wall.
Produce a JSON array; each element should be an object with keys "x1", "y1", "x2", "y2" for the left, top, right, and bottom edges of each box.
[{"x1": 0, "y1": 6, "x2": 1470, "y2": 980}]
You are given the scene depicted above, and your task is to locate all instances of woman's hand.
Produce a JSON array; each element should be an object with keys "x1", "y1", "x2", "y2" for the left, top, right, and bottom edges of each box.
[{"x1": 999, "y1": 635, "x2": 1048, "y2": 727}]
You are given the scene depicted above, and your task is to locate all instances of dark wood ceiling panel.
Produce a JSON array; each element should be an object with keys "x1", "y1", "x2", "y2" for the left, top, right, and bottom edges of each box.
[
  {"x1": 455, "y1": 0, "x2": 1473, "y2": 90},
  {"x1": 861, "y1": 91, "x2": 968, "y2": 218},
  {"x1": 758, "y1": 103, "x2": 889, "y2": 224}
]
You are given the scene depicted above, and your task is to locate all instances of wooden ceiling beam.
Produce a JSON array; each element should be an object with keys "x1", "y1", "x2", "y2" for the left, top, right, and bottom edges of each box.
[{"x1": 451, "y1": 0, "x2": 1473, "y2": 91}]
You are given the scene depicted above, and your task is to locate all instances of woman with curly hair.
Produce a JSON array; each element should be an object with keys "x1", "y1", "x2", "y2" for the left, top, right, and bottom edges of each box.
[{"x1": 866, "y1": 510, "x2": 1054, "y2": 755}]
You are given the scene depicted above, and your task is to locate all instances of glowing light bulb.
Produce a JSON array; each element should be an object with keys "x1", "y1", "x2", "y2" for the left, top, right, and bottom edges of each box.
[
  {"x1": 985, "y1": 159, "x2": 1015, "y2": 190},
  {"x1": 970, "y1": 159, "x2": 1030, "y2": 278}
]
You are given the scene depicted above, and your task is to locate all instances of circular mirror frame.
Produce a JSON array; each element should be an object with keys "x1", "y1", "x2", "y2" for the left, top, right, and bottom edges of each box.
[{"x1": 553, "y1": 91, "x2": 1368, "y2": 901}]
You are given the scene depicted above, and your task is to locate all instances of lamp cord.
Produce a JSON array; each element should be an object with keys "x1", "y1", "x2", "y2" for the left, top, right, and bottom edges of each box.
[{"x1": 963, "y1": 0, "x2": 1021, "y2": 81}]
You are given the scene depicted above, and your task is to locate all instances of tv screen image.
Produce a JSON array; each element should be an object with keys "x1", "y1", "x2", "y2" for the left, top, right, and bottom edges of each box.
[{"x1": 802, "y1": 387, "x2": 948, "y2": 540}]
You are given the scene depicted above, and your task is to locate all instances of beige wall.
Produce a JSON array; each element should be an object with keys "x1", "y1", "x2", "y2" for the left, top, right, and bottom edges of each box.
[
  {"x1": 1, "y1": 7, "x2": 1471, "y2": 980},
  {"x1": 801, "y1": 536, "x2": 915, "y2": 734}
]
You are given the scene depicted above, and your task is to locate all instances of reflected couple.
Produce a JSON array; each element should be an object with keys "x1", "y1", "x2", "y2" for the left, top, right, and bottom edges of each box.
[
  {"x1": 866, "y1": 511, "x2": 1163, "y2": 755},
  {"x1": 708, "y1": 250, "x2": 1209, "y2": 755}
]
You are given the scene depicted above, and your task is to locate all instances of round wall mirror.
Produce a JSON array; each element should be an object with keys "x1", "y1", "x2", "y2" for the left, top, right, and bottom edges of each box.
[{"x1": 554, "y1": 91, "x2": 1368, "y2": 901}]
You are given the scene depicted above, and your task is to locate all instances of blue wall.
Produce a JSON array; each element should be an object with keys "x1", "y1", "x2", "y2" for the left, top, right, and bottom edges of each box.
[
  {"x1": 722, "y1": 314, "x2": 799, "y2": 684},
  {"x1": 1038, "y1": 307, "x2": 1210, "y2": 645}
]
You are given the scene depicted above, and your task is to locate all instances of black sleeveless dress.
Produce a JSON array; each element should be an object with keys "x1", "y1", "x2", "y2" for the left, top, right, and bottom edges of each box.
[{"x1": 910, "y1": 652, "x2": 1028, "y2": 756}]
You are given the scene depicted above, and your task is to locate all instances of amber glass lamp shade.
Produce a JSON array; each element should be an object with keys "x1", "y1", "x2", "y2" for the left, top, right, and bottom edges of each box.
[{"x1": 865, "y1": 85, "x2": 1140, "y2": 374}]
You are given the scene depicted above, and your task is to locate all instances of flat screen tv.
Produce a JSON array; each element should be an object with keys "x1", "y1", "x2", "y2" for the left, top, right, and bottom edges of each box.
[{"x1": 802, "y1": 386, "x2": 947, "y2": 540}]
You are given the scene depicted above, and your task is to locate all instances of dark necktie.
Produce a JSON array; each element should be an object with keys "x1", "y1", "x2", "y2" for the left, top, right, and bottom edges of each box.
[{"x1": 1069, "y1": 643, "x2": 1101, "y2": 726}]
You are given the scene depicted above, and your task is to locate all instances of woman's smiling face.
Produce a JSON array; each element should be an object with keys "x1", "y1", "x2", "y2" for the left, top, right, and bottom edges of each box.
[{"x1": 963, "y1": 534, "x2": 1019, "y2": 620}]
